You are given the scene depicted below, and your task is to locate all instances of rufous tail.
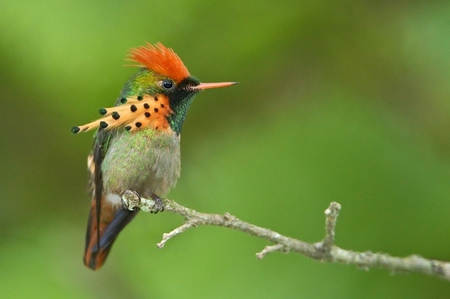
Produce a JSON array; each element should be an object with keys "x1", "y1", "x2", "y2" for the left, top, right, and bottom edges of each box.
[{"x1": 83, "y1": 197, "x2": 139, "y2": 270}]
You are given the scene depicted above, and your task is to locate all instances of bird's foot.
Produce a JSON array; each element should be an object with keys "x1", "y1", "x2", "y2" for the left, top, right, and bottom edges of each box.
[
  {"x1": 121, "y1": 190, "x2": 164, "y2": 213},
  {"x1": 150, "y1": 194, "x2": 164, "y2": 214},
  {"x1": 121, "y1": 190, "x2": 141, "y2": 211}
]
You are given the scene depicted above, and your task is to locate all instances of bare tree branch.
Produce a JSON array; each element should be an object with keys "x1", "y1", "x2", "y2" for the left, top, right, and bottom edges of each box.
[{"x1": 121, "y1": 192, "x2": 450, "y2": 281}]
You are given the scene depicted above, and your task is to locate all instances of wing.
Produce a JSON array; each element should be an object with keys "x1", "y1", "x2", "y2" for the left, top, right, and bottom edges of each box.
[{"x1": 83, "y1": 129, "x2": 139, "y2": 270}]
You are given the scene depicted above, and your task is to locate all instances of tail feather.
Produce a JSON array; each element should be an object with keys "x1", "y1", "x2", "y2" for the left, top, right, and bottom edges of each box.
[{"x1": 83, "y1": 198, "x2": 139, "y2": 270}]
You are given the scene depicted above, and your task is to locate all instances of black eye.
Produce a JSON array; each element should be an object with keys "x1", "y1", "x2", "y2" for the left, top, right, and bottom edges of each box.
[{"x1": 162, "y1": 80, "x2": 174, "y2": 90}]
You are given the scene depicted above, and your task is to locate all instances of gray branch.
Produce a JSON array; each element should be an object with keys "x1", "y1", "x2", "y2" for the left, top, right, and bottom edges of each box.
[{"x1": 121, "y1": 191, "x2": 450, "y2": 281}]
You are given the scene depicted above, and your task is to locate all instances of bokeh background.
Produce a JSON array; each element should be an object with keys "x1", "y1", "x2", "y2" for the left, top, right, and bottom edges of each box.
[{"x1": 1, "y1": 0, "x2": 450, "y2": 298}]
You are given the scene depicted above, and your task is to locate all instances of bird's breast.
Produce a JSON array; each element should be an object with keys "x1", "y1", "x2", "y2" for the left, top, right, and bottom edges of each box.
[{"x1": 101, "y1": 129, "x2": 181, "y2": 197}]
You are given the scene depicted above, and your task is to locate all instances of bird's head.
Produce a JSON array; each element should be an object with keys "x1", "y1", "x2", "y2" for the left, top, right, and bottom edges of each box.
[{"x1": 72, "y1": 43, "x2": 236, "y2": 135}]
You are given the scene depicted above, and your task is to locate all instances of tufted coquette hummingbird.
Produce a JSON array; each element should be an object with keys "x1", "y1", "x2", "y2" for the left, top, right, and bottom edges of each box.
[{"x1": 72, "y1": 43, "x2": 236, "y2": 270}]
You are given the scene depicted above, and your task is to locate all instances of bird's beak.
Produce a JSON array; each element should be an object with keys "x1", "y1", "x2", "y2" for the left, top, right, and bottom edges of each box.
[{"x1": 191, "y1": 82, "x2": 238, "y2": 91}]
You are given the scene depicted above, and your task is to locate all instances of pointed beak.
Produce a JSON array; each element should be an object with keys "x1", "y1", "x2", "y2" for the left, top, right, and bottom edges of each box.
[{"x1": 191, "y1": 82, "x2": 238, "y2": 91}]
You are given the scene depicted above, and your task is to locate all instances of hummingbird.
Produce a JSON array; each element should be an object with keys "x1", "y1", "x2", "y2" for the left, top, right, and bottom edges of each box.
[{"x1": 72, "y1": 42, "x2": 236, "y2": 270}]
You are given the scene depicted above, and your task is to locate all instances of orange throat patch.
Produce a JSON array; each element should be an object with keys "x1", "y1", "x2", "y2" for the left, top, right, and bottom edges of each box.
[{"x1": 72, "y1": 94, "x2": 173, "y2": 134}]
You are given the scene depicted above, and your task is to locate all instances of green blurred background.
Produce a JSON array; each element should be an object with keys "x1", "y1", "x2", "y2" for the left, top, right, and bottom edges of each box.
[{"x1": 1, "y1": 0, "x2": 450, "y2": 298}]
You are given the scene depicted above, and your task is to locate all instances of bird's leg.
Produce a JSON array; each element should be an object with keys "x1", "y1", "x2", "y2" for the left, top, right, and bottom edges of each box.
[
  {"x1": 150, "y1": 193, "x2": 165, "y2": 214},
  {"x1": 121, "y1": 190, "x2": 165, "y2": 213},
  {"x1": 121, "y1": 190, "x2": 141, "y2": 211}
]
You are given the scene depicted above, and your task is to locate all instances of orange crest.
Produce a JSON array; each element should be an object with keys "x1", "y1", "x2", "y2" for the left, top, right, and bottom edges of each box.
[{"x1": 128, "y1": 42, "x2": 190, "y2": 83}]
